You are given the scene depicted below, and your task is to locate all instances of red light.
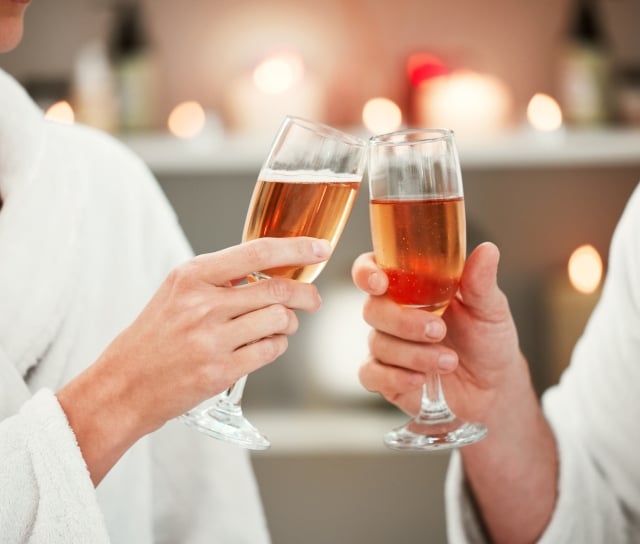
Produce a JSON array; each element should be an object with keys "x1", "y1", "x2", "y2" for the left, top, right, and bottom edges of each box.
[{"x1": 407, "y1": 53, "x2": 448, "y2": 87}]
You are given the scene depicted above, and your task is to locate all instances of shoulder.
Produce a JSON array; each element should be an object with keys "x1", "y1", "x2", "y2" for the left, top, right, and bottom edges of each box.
[
  {"x1": 45, "y1": 121, "x2": 152, "y2": 180},
  {"x1": 43, "y1": 120, "x2": 173, "y2": 218},
  {"x1": 41, "y1": 120, "x2": 192, "y2": 260}
]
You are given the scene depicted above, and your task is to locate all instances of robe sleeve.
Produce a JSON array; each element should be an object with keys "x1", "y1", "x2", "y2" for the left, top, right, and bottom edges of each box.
[
  {"x1": 445, "y1": 181, "x2": 640, "y2": 544},
  {"x1": 444, "y1": 422, "x2": 628, "y2": 543},
  {"x1": 0, "y1": 388, "x2": 110, "y2": 543}
]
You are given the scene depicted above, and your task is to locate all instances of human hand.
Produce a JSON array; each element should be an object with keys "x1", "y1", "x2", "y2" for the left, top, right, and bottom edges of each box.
[
  {"x1": 354, "y1": 243, "x2": 558, "y2": 544},
  {"x1": 352, "y1": 242, "x2": 531, "y2": 424},
  {"x1": 58, "y1": 236, "x2": 331, "y2": 483}
]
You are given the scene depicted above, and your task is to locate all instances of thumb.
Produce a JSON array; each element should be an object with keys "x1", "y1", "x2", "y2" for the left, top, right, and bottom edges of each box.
[
  {"x1": 458, "y1": 242, "x2": 505, "y2": 320},
  {"x1": 352, "y1": 252, "x2": 388, "y2": 295}
]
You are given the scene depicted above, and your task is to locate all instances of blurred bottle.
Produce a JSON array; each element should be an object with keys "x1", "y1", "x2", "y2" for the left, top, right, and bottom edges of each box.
[
  {"x1": 72, "y1": 40, "x2": 119, "y2": 133},
  {"x1": 558, "y1": 0, "x2": 612, "y2": 126},
  {"x1": 110, "y1": 3, "x2": 159, "y2": 133},
  {"x1": 615, "y1": 66, "x2": 640, "y2": 127}
]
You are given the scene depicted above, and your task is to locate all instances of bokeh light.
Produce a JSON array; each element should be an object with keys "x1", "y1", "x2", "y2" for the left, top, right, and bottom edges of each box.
[
  {"x1": 253, "y1": 52, "x2": 304, "y2": 94},
  {"x1": 406, "y1": 53, "x2": 448, "y2": 87},
  {"x1": 417, "y1": 70, "x2": 511, "y2": 136},
  {"x1": 362, "y1": 97, "x2": 402, "y2": 134},
  {"x1": 44, "y1": 100, "x2": 75, "y2": 125},
  {"x1": 167, "y1": 101, "x2": 206, "y2": 139},
  {"x1": 568, "y1": 244, "x2": 603, "y2": 294},
  {"x1": 527, "y1": 93, "x2": 563, "y2": 132}
]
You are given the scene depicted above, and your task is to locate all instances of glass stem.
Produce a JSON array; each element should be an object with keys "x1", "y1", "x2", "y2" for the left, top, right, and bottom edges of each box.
[
  {"x1": 417, "y1": 372, "x2": 454, "y2": 423},
  {"x1": 218, "y1": 375, "x2": 248, "y2": 414}
]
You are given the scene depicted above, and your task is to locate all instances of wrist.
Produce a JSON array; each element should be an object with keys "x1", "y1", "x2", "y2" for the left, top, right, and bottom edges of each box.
[
  {"x1": 460, "y1": 356, "x2": 558, "y2": 543},
  {"x1": 56, "y1": 353, "x2": 148, "y2": 486}
]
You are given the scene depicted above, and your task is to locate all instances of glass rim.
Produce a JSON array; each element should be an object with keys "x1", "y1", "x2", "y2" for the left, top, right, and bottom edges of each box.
[
  {"x1": 369, "y1": 127, "x2": 455, "y2": 147},
  {"x1": 284, "y1": 115, "x2": 366, "y2": 148}
]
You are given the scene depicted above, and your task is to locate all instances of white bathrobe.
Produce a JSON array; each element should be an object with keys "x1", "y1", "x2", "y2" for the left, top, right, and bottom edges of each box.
[
  {"x1": 0, "y1": 68, "x2": 270, "y2": 543},
  {"x1": 446, "y1": 181, "x2": 640, "y2": 542}
]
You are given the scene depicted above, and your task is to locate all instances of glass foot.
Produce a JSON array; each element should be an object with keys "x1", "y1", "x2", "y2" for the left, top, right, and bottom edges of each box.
[
  {"x1": 181, "y1": 403, "x2": 271, "y2": 451},
  {"x1": 384, "y1": 414, "x2": 487, "y2": 452}
]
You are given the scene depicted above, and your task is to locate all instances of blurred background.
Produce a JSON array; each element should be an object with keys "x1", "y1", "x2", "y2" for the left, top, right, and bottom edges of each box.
[{"x1": 3, "y1": 0, "x2": 640, "y2": 541}]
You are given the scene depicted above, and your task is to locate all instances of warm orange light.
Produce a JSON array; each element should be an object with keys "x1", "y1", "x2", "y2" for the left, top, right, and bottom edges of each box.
[
  {"x1": 417, "y1": 69, "x2": 511, "y2": 136},
  {"x1": 568, "y1": 244, "x2": 603, "y2": 294},
  {"x1": 44, "y1": 100, "x2": 75, "y2": 125},
  {"x1": 362, "y1": 97, "x2": 402, "y2": 134},
  {"x1": 167, "y1": 101, "x2": 206, "y2": 139},
  {"x1": 253, "y1": 52, "x2": 304, "y2": 94},
  {"x1": 527, "y1": 93, "x2": 563, "y2": 132}
]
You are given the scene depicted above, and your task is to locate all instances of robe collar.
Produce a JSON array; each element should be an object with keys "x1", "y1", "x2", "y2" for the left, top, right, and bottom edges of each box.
[{"x1": 0, "y1": 68, "x2": 84, "y2": 378}]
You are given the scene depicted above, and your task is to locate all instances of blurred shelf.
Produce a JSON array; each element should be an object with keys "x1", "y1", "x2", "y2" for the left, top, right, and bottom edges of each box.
[
  {"x1": 119, "y1": 126, "x2": 640, "y2": 177},
  {"x1": 120, "y1": 131, "x2": 270, "y2": 176},
  {"x1": 456, "y1": 127, "x2": 640, "y2": 170},
  {"x1": 243, "y1": 408, "x2": 408, "y2": 456}
]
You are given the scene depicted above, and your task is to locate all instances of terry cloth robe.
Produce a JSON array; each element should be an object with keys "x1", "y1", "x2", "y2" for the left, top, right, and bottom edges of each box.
[
  {"x1": 0, "y1": 68, "x2": 270, "y2": 543},
  {"x1": 445, "y1": 181, "x2": 640, "y2": 543}
]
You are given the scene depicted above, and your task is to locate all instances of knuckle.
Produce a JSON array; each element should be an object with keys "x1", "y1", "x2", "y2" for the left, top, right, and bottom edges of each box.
[
  {"x1": 409, "y1": 347, "x2": 433, "y2": 373},
  {"x1": 383, "y1": 369, "x2": 411, "y2": 397},
  {"x1": 244, "y1": 239, "x2": 272, "y2": 266},
  {"x1": 194, "y1": 361, "x2": 217, "y2": 390},
  {"x1": 362, "y1": 297, "x2": 376, "y2": 324},
  {"x1": 166, "y1": 260, "x2": 197, "y2": 291},
  {"x1": 266, "y1": 278, "x2": 295, "y2": 303},
  {"x1": 295, "y1": 237, "x2": 310, "y2": 258},
  {"x1": 368, "y1": 329, "x2": 383, "y2": 355},
  {"x1": 358, "y1": 360, "x2": 377, "y2": 393},
  {"x1": 258, "y1": 335, "x2": 288, "y2": 363},
  {"x1": 269, "y1": 304, "x2": 294, "y2": 331},
  {"x1": 192, "y1": 357, "x2": 219, "y2": 392},
  {"x1": 194, "y1": 344, "x2": 231, "y2": 391},
  {"x1": 189, "y1": 328, "x2": 229, "y2": 374},
  {"x1": 284, "y1": 310, "x2": 299, "y2": 334},
  {"x1": 399, "y1": 310, "x2": 425, "y2": 339},
  {"x1": 191, "y1": 335, "x2": 218, "y2": 369},
  {"x1": 204, "y1": 333, "x2": 224, "y2": 357}
]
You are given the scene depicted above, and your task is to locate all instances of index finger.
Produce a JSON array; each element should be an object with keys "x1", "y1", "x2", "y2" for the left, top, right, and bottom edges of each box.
[
  {"x1": 193, "y1": 237, "x2": 332, "y2": 285},
  {"x1": 363, "y1": 295, "x2": 446, "y2": 343}
]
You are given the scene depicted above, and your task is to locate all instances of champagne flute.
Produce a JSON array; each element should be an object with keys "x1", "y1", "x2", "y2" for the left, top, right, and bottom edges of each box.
[
  {"x1": 181, "y1": 116, "x2": 366, "y2": 450},
  {"x1": 368, "y1": 128, "x2": 487, "y2": 451}
]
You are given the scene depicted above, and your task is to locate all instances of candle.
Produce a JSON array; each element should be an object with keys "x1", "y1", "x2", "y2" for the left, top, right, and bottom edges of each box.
[
  {"x1": 224, "y1": 51, "x2": 324, "y2": 135},
  {"x1": 414, "y1": 69, "x2": 511, "y2": 138}
]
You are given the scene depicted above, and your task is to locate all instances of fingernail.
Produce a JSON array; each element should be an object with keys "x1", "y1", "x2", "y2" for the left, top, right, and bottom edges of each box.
[
  {"x1": 367, "y1": 271, "x2": 385, "y2": 293},
  {"x1": 437, "y1": 353, "x2": 457, "y2": 371},
  {"x1": 425, "y1": 321, "x2": 445, "y2": 339},
  {"x1": 312, "y1": 239, "x2": 332, "y2": 258}
]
